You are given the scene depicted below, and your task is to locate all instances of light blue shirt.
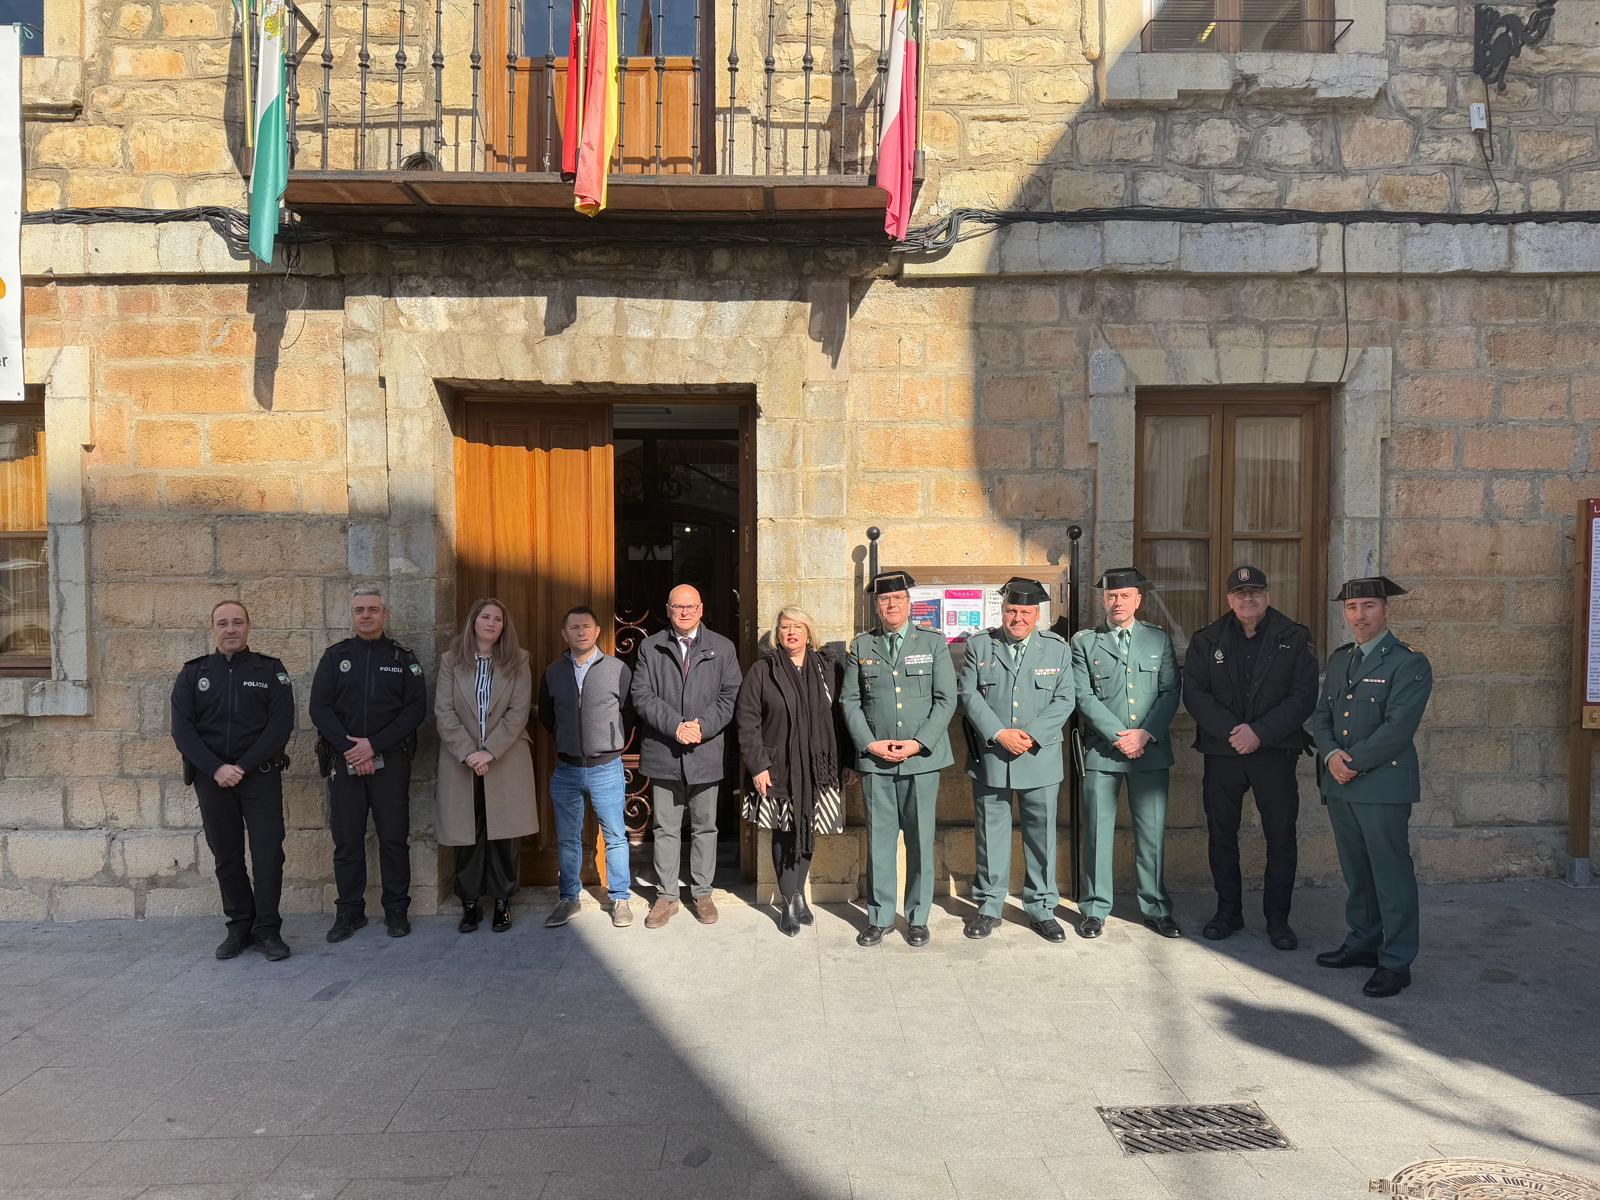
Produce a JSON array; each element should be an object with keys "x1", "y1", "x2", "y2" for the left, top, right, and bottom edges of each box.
[{"x1": 567, "y1": 647, "x2": 603, "y2": 693}]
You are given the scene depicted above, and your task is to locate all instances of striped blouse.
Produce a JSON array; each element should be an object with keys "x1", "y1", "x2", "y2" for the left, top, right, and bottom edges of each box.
[{"x1": 474, "y1": 655, "x2": 493, "y2": 744}]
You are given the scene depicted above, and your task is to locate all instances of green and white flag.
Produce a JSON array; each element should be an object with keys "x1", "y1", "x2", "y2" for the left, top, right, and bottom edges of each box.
[{"x1": 249, "y1": 0, "x2": 288, "y2": 264}]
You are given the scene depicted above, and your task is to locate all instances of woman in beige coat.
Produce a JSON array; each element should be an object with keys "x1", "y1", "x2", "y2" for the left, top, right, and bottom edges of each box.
[{"x1": 435, "y1": 598, "x2": 538, "y2": 932}]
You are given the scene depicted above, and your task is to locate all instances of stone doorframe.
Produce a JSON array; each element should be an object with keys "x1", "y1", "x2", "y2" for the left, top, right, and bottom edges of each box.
[{"x1": 1087, "y1": 340, "x2": 1392, "y2": 645}]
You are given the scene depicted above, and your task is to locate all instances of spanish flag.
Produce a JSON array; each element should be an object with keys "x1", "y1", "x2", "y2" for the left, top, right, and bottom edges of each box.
[
  {"x1": 570, "y1": 0, "x2": 619, "y2": 216},
  {"x1": 876, "y1": 0, "x2": 920, "y2": 240}
]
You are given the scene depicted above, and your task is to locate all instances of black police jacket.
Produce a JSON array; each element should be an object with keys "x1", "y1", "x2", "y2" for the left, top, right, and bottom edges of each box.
[
  {"x1": 308, "y1": 634, "x2": 427, "y2": 756},
  {"x1": 1182, "y1": 607, "x2": 1318, "y2": 756},
  {"x1": 170, "y1": 648, "x2": 295, "y2": 777}
]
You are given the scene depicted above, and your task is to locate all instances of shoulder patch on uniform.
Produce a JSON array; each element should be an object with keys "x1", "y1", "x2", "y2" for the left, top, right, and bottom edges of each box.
[
  {"x1": 409, "y1": 662, "x2": 423, "y2": 676},
  {"x1": 276, "y1": 671, "x2": 291, "y2": 685}
]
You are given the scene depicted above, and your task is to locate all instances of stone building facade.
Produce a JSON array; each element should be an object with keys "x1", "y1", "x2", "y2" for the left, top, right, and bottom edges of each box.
[{"x1": 3, "y1": 0, "x2": 1598, "y2": 918}]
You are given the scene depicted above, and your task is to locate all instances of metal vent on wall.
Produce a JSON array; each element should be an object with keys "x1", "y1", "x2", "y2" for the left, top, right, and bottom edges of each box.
[{"x1": 1097, "y1": 1103, "x2": 1293, "y2": 1155}]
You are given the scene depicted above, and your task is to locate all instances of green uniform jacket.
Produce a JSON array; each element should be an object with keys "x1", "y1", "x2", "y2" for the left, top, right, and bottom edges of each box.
[
  {"x1": 1070, "y1": 621, "x2": 1181, "y2": 773},
  {"x1": 958, "y1": 628, "x2": 1076, "y2": 789},
  {"x1": 1311, "y1": 631, "x2": 1433, "y2": 806},
  {"x1": 840, "y1": 624, "x2": 957, "y2": 776}
]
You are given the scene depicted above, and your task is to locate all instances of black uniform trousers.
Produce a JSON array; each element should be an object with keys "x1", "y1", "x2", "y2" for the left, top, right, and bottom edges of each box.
[
  {"x1": 196, "y1": 770, "x2": 286, "y2": 938},
  {"x1": 454, "y1": 776, "x2": 519, "y2": 903},
  {"x1": 1203, "y1": 748, "x2": 1299, "y2": 923},
  {"x1": 329, "y1": 758, "x2": 412, "y2": 918}
]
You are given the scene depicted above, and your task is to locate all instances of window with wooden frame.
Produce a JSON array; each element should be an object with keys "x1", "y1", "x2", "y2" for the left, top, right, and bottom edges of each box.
[
  {"x1": 1144, "y1": 0, "x2": 1336, "y2": 53},
  {"x1": 1134, "y1": 389, "x2": 1329, "y2": 657},
  {"x1": 0, "y1": 393, "x2": 49, "y2": 674}
]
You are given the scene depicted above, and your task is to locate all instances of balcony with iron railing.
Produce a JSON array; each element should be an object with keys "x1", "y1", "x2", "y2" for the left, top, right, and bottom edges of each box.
[{"x1": 273, "y1": 0, "x2": 911, "y2": 222}]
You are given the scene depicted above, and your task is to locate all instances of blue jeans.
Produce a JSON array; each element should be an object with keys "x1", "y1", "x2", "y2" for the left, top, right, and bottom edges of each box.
[{"x1": 550, "y1": 759, "x2": 631, "y2": 903}]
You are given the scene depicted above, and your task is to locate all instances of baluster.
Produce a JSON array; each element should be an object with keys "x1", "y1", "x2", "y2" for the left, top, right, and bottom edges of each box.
[
  {"x1": 286, "y1": 0, "x2": 302, "y2": 166},
  {"x1": 395, "y1": 0, "x2": 407, "y2": 163},
  {"x1": 320, "y1": 0, "x2": 333, "y2": 168},
  {"x1": 652, "y1": 0, "x2": 664, "y2": 172},
  {"x1": 837, "y1": 0, "x2": 850, "y2": 173},
  {"x1": 801, "y1": 0, "x2": 813, "y2": 174},
  {"x1": 432, "y1": 0, "x2": 445, "y2": 157},
  {"x1": 691, "y1": 0, "x2": 701, "y2": 171},
  {"x1": 542, "y1": 0, "x2": 553, "y2": 170},
  {"x1": 505, "y1": 0, "x2": 517, "y2": 168},
  {"x1": 358, "y1": 0, "x2": 371, "y2": 168},
  {"x1": 619, "y1": 0, "x2": 629, "y2": 171},
  {"x1": 875, "y1": 0, "x2": 886, "y2": 149},
  {"x1": 470, "y1": 0, "x2": 482, "y2": 168},
  {"x1": 762, "y1": 0, "x2": 774, "y2": 172},
  {"x1": 723, "y1": 0, "x2": 737, "y2": 172}
]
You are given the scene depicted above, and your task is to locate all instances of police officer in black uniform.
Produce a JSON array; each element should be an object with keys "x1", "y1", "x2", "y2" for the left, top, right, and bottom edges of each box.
[
  {"x1": 171, "y1": 600, "x2": 294, "y2": 962},
  {"x1": 1182, "y1": 566, "x2": 1318, "y2": 950},
  {"x1": 310, "y1": 587, "x2": 428, "y2": 943}
]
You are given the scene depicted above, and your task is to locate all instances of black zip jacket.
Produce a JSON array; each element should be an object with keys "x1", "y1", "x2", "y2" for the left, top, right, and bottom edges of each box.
[
  {"x1": 1182, "y1": 606, "x2": 1318, "y2": 756},
  {"x1": 170, "y1": 648, "x2": 294, "y2": 775},
  {"x1": 309, "y1": 634, "x2": 427, "y2": 755}
]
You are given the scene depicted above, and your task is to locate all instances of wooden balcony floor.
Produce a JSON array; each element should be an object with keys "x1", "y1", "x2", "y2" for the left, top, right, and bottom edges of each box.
[{"x1": 284, "y1": 171, "x2": 890, "y2": 223}]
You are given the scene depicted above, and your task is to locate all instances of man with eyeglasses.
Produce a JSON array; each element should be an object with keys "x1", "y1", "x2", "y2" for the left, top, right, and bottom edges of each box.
[{"x1": 632, "y1": 584, "x2": 743, "y2": 928}]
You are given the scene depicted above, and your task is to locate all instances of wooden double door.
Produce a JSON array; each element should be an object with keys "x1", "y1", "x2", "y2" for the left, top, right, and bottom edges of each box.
[{"x1": 452, "y1": 398, "x2": 753, "y2": 886}]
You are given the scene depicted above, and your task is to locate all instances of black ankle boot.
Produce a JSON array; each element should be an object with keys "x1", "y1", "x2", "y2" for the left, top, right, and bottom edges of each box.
[
  {"x1": 492, "y1": 898, "x2": 512, "y2": 932},
  {"x1": 793, "y1": 891, "x2": 814, "y2": 926},
  {"x1": 778, "y1": 894, "x2": 801, "y2": 938},
  {"x1": 458, "y1": 901, "x2": 481, "y2": 933}
]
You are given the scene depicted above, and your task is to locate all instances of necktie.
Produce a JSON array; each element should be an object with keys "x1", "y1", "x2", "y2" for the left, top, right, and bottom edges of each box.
[
  {"x1": 1115, "y1": 627, "x2": 1130, "y2": 657},
  {"x1": 679, "y1": 636, "x2": 693, "y2": 678},
  {"x1": 888, "y1": 632, "x2": 901, "y2": 663},
  {"x1": 1009, "y1": 639, "x2": 1022, "y2": 667}
]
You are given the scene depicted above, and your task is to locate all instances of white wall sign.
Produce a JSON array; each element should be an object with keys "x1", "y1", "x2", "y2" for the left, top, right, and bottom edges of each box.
[
  {"x1": 909, "y1": 585, "x2": 1052, "y2": 644},
  {"x1": 0, "y1": 26, "x2": 21, "y2": 402}
]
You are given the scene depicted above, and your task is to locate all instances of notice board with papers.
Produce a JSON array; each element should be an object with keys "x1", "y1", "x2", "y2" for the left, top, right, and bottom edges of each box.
[{"x1": 899, "y1": 568, "x2": 1059, "y2": 646}]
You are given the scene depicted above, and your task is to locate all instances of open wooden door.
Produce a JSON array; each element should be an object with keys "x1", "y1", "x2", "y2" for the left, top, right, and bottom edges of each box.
[{"x1": 454, "y1": 400, "x2": 614, "y2": 885}]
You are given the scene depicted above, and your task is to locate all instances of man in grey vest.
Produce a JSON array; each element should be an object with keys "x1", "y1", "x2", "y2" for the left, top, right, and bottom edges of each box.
[{"x1": 537, "y1": 606, "x2": 635, "y2": 929}]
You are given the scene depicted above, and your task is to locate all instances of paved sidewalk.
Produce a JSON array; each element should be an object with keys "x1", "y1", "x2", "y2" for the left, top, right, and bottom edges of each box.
[{"x1": 1, "y1": 880, "x2": 1597, "y2": 1200}]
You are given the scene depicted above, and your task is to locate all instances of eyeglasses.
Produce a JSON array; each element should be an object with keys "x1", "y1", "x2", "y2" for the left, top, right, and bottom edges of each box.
[{"x1": 666, "y1": 604, "x2": 702, "y2": 613}]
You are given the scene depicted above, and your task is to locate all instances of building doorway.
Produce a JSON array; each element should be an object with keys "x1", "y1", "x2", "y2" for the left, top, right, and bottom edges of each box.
[{"x1": 451, "y1": 396, "x2": 755, "y2": 890}]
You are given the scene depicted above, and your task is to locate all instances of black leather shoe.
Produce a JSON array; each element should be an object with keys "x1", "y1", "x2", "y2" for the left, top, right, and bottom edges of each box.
[
  {"x1": 1363, "y1": 966, "x2": 1412, "y2": 997},
  {"x1": 492, "y1": 899, "x2": 512, "y2": 932},
  {"x1": 778, "y1": 895, "x2": 801, "y2": 938},
  {"x1": 856, "y1": 924, "x2": 887, "y2": 948},
  {"x1": 1266, "y1": 921, "x2": 1298, "y2": 951},
  {"x1": 964, "y1": 913, "x2": 1000, "y2": 940},
  {"x1": 906, "y1": 924, "x2": 930, "y2": 948},
  {"x1": 1077, "y1": 916, "x2": 1104, "y2": 939},
  {"x1": 253, "y1": 933, "x2": 291, "y2": 961},
  {"x1": 1031, "y1": 917, "x2": 1067, "y2": 943},
  {"x1": 385, "y1": 913, "x2": 411, "y2": 938},
  {"x1": 1144, "y1": 915, "x2": 1183, "y2": 939},
  {"x1": 459, "y1": 901, "x2": 482, "y2": 933},
  {"x1": 325, "y1": 914, "x2": 367, "y2": 944},
  {"x1": 1202, "y1": 913, "x2": 1244, "y2": 941},
  {"x1": 1316, "y1": 946, "x2": 1379, "y2": 969},
  {"x1": 793, "y1": 893, "x2": 814, "y2": 926},
  {"x1": 215, "y1": 930, "x2": 253, "y2": 960}
]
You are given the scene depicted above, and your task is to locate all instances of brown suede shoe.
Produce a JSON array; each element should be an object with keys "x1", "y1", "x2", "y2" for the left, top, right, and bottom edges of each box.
[
  {"x1": 693, "y1": 895, "x2": 719, "y2": 925},
  {"x1": 610, "y1": 899, "x2": 633, "y2": 928},
  {"x1": 644, "y1": 897, "x2": 680, "y2": 929}
]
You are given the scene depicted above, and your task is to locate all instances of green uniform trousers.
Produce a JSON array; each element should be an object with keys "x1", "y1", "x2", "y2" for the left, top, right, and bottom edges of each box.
[
  {"x1": 973, "y1": 784, "x2": 1059, "y2": 921},
  {"x1": 863, "y1": 772, "x2": 940, "y2": 928},
  {"x1": 1326, "y1": 797, "x2": 1419, "y2": 970},
  {"x1": 1081, "y1": 769, "x2": 1171, "y2": 922}
]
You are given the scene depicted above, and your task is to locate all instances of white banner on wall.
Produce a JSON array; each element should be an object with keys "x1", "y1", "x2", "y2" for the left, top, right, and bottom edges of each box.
[{"x1": 0, "y1": 26, "x2": 21, "y2": 402}]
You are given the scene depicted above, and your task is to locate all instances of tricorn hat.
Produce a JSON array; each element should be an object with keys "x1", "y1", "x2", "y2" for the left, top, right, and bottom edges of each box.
[
  {"x1": 1334, "y1": 576, "x2": 1407, "y2": 601},
  {"x1": 998, "y1": 576, "x2": 1049, "y2": 606},
  {"x1": 869, "y1": 569, "x2": 916, "y2": 595},
  {"x1": 1094, "y1": 566, "x2": 1150, "y2": 591},
  {"x1": 1227, "y1": 565, "x2": 1269, "y2": 592}
]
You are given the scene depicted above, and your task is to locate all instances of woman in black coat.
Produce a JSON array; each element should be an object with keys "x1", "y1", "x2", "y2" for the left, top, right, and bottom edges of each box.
[{"x1": 735, "y1": 606, "x2": 848, "y2": 936}]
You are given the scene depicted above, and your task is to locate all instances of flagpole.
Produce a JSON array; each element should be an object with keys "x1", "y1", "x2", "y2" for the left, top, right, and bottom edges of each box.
[
  {"x1": 243, "y1": 0, "x2": 256, "y2": 151},
  {"x1": 912, "y1": 0, "x2": 924, "y2": 181}
]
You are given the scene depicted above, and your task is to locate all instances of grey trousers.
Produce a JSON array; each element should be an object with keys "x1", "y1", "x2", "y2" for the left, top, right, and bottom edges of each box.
[{"x1": 651, "y1": 780, "x2": 721, "y2": 898}]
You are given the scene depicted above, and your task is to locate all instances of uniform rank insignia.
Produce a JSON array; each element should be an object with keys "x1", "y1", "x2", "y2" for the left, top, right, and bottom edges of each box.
[
  {"x1": 409, "y1": 663, "x2": 422, "y2": 675},
  {"x1": 197, "y1": 677, "x2": 210, "y2": 691},
  {"x1": 1033, "y1": 667, "x2": 1059, "y2": 676},
  {"x1": 277, "y1": 672, "x2": 290, "y2": 685},
  {"x1": 904, "y1": 653, "x2": 933, "y2": 665},
  {"x1": 1362, "y1": 678, "x2": 1387, "y2": 684},
  {"x1": 1213, "y1": 648, "x2": 1224, "y2": 662},
  {"x1": 339, "y1": 659, "x2": 351, "y2": 672}
]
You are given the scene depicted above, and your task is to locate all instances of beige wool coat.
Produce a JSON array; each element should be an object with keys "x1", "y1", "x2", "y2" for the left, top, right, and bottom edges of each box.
[{"x1": 433, "y1": 649, "x2": 539, "y2": 846}]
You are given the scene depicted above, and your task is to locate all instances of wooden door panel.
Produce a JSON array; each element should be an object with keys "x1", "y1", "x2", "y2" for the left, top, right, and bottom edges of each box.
[
  {"x1": 454, "y1": 402, "x2": 613, "y2": 885},
  {"x1": 494, "y1": 59, "x2": 699, "y2": 174}
]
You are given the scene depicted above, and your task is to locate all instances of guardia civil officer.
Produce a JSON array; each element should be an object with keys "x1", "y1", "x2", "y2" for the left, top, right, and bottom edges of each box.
[
  {"x1": 1182, "y1": 566, "x2": 1318, "y2": 950},
  {"x1": 840, "y1": 570, "x2": 957, "y2": 948},
  {"x1": 1070, "y1": 567, "x2": 1182, "y2": 940},
  {"x1": 310, "y1": 586, "x2": 428, "y2": 942},
  {"x1": 170, "y1": 601, "x2": 294, "y2": 962},
  {"x1": 1311, "y1": 577, "x2": 1432, "y2": 999},
  {"x1": 958, "y1": 577, "x2": 1076, "y2": 942}
]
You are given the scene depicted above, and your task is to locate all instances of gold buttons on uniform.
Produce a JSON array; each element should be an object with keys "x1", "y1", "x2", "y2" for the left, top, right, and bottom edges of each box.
[
  {"x1": 892, "y1": 671, "x2": 899, "y2": 677},
  {"x1": 896, "y1": 703, "x2": 903, "y2": 709},
  {"x1": 1343, "y1": 711, "x2": 1350, "y2": 717},
  {"x1": 895, "y1": 687, "x2": 902, "y2": 693},
  {"x1": 1342, "y1": 730, "x2": 1349, "y2": 736}
]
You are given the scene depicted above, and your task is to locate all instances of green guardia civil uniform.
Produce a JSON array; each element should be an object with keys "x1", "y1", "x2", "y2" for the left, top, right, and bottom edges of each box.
[
  {"x1": 841, "y1": 622, "x2": 957, "y2": 928},
  {"x1": 1070, "y1": 620, "x2": 1182, "y2": 921},
  {"x1": 1311, "y1": 626, "x2": 1433, "y2": 971},
  {"x1": 958, "y1": 626, "x2": 1076, "y2": 921}
]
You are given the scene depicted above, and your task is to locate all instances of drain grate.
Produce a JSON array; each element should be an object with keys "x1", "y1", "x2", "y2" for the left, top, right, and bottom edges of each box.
[{"x1": 1097, "y1": 1102, "x2": 1292, "y2": 1155}]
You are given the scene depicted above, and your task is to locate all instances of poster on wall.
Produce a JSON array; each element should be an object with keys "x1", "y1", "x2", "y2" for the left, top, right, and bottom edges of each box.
[
  {"x1": 909, "y1": 584, "x2": 1052, "y2": 644},
  {"x1": 1585, "y1": 500, "x2": 1600, "y2": 711},
  {"x1": 0, "y1": 25, "x2": 21, "y2": 402}
]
